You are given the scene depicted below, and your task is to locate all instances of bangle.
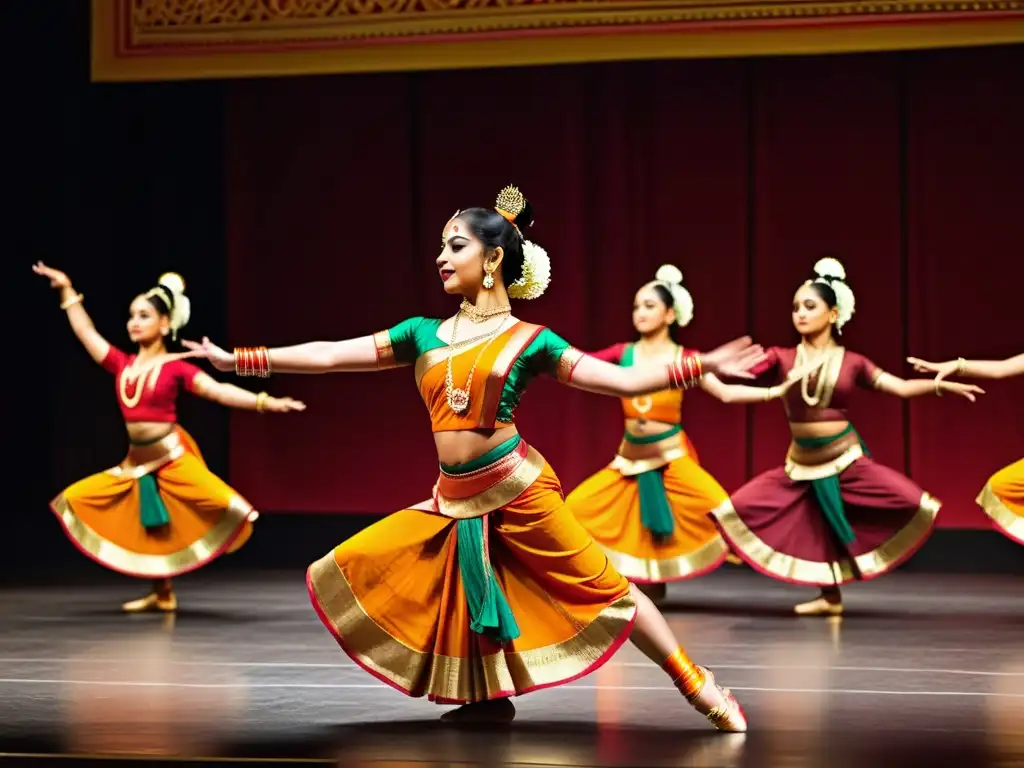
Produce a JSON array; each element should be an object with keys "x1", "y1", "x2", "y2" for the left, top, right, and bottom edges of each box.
[
  {"x1": 764, "y1": 385, "x2": 782, "y2": 402},
  {"x1": 934, "y1": 381, "x2": 943, "y2": 397},
  {"x1": 667, "y1": 355, "x2": 704, "y2": 390},
  {"x1": 235, "y1": 346, "x2": 271, "y2": 378},
  {"x1": 956, "y1": 357, "x2": 967, "y2": 375},
  {"x1": 256, "y1": 391, "x2": 269, "y2": 413},
  {"x1": 60, "y1": 293, "x2": 83, "y2": 310}
]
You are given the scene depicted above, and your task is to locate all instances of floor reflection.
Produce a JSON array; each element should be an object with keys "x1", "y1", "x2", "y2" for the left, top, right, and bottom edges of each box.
[{"x1": 0, "y1": 571, "x2": 1021, "y2": 766}]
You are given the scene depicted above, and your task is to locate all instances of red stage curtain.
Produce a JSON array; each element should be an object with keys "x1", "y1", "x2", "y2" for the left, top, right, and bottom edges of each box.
[{"x1": 226, "y1": 48, "x2": 1024, "y2": 527}]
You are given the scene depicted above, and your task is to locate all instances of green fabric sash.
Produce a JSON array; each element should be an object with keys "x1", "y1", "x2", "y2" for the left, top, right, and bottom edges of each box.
[
  {"x1": 622, "y1": 425, "x2": 681, "y2": 539},
  {"x1": 138, "y1": 473, "x2": 171, "y2": 529},
  {"x1": 623, "y1": 424, "x2": 682, "y2": 445},
  {"x1": 441, "y1": 436, "x2": 522, "y2": 646},
  {"x1": 793, "y1": 425, "x2": 869, "y2": 544}
]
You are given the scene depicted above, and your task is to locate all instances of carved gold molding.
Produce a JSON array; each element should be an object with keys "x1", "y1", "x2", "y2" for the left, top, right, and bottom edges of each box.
[{"x1": 92, "y1": 0, "x2": 1024, "y2": 81}]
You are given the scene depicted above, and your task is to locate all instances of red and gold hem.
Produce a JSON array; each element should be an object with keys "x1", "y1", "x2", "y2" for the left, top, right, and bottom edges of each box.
[
  {"x1": 306, "y1": 552, "x2": 637, "y2": 704},
  {"x1": 710, "y1": 493, "x2": 940, "y2": 587},
  {"x1": 602, "y1": 537, "x2": 729, "y2": 585},
  {"x1": 50, "y1": 493, "x2": 254, "y2": 579},
  {"x1": 977, "y1": 483, "x2": 1024, "y2": 546}
]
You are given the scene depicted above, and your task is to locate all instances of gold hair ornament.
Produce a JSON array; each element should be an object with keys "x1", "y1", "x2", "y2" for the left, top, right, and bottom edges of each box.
[
  {"x1": 495, "y1": 184, "x2": 526, "y2": 227},
  {"x1": 494, "y1": 185, "x2": 551, "y2": 301}
]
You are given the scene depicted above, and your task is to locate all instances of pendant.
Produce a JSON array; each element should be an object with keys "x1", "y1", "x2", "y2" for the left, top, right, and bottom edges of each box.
[{"x1": 448, "y1": 388, "x2": 470, "y2": 413}]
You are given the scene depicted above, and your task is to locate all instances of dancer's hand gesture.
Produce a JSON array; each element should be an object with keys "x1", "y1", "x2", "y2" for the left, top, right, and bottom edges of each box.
[
  {"x1": 182, "y1": 336, "x2": 234, "y2": 372},
  {"x1": 701, "y1": 337, "x2": 766, "y2": 379},
  {"x1": 936, "y1": 381, "x2": 985, "y2": 402},
  {"x1": 906, "y1": 357, "x2": 958, "y2": 383},
  {"x1": 263, "y1": 396, "x2": 306, "y2": 413},
  {"x1": 33, "y1": 261, "x2": 71, "y2": 289}
]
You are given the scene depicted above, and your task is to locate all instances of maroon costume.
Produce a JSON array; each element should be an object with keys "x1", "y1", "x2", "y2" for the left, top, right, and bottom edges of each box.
[{"x1": 710, "y1": 345, "x2": 940, "y2": 587}]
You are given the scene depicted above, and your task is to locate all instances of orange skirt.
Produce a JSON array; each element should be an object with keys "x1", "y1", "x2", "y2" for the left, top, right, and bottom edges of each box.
[
  {"x1": 306, "y1": 439, "x2": 637, "y2": 705},
  {"x1": 50, "y1": 427, "x2": 255, "y2": 579},
  {"x1": 977, "y1": 457, "x2": 1024, "y2": 545},
  {"x1": 565, "y1": 430, "x2": 729, "y2": 583}
]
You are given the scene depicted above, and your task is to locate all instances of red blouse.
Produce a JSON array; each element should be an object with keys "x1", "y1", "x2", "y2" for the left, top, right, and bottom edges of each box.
[
  {"x1": 102, "y1": 346, "x2": 202, "y2": 423},
  {"x1": 752, "y1": 345, "x2": 882, "y2": 422}
]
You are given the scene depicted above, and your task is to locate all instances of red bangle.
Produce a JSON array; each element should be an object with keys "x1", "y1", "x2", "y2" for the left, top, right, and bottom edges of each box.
[
  {"x1": 668, "y1": 355, "x2": 704, "y2": 390},
  {"x1": 235, "y1": 347, "x2": 271, "y2": 378}
]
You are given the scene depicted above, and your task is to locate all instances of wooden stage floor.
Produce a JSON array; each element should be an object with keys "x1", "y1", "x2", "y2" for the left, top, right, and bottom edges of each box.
[{"x1": 0, "y1": 568, "x2": 1021, "y2": 767}]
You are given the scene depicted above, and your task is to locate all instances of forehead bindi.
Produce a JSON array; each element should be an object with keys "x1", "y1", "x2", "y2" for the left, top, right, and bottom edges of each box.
[{"x1": 442, "y1": 218, "x2": 472, "y2": 247}]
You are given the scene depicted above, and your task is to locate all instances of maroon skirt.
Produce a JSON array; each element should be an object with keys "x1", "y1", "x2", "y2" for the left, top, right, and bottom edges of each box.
[{"x1": 710, "y1": 457, "x2": 939, "y2": 587}]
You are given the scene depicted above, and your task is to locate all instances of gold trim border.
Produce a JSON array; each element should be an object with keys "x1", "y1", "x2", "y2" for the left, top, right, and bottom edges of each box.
[
  {"x1": 307, "y1": 550, "x2": 637, "y2": 703},
  {"x1": 785, "y1": 442, "x2": 864, "y2": 482},
  {"x1": 93, "y1": 1, "x2": 1024, "y2": 81},
  {"x1": 976, "y1": 482, "x2": 1024, "y2": 545},
  {"x1": 711, "y1": 491, "x2": 940, "y2": 586},
  {"x1": 603, "y1": 536, "x2": 729, "y2": 583},
  {"x1": 609, "y1": 431, "x2": 687, "y2": 477},
  {"x1": 435, "y1": 445, "x2": 546, "y2": 520},
  {"x1": 51, "y1": 494, "x2": 254, "y2": 579}
]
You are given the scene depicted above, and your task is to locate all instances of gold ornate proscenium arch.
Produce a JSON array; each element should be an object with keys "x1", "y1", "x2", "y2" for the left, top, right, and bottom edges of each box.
[{"x1": 93, "y1": 0, "x2": 1024, "y2": 81}]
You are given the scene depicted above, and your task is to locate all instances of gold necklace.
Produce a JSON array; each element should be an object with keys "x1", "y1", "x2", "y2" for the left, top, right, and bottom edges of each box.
[
  {"x1": 119, "y1": 358, "x2": 164, "y2": 409},
  {"x1": 459, "y1": 299, "x2": 511, "y2": 323},
  {"x1": 795, "y1": 343, "x2": 831, "y2": 407},
  {"x1": 630, "y1": 343, "x2": 677, "y2": 420},
  {"x1": 445, "y1": 314, "x2": 510, "y2": 413}
]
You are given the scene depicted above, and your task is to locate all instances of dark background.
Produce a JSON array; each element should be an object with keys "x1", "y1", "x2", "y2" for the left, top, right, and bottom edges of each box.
[{"x1": 11, "y1": 2, "x2": 1023, "y2": 582}]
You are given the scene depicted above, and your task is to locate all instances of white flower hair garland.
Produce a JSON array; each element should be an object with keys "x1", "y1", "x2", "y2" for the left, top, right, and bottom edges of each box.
[
  {"x1": 812, "y1": 257, "x2": 855, "y2": 333},
  {"x1": 508, "y1": 240, "x2": 551, "y2": 300},
  {"x1": 654, "y1": 264, "x2": 694, "y2": 327}
]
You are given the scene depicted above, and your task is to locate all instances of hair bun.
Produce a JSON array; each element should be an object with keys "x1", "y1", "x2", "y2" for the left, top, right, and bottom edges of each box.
[
  {"x1": 158, "y1": 272, "x2": 186, "y2": 297},
  {"x1": 655, "y1": 264, "x2": 683, "y2": 285},
  {"x1": 513, "y1": 198, "x2": 534, "y2": 231},
  {"x1": 155, "y1": 272, "x2": 191, "y2": 339},
  {"x1": 812, "y1": 257, "x2": 846, "y2": 282}
]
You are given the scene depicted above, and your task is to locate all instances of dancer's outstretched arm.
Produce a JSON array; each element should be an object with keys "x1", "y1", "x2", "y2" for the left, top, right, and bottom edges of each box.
[
  {"x1": 190, "y1": 373, "x2": 305, "y2": 413},
  {"x1": 699, "y1": 357, "x2": 824, "y2": 404},
  {"x1": 563, "y1": 336, "x2": 765, "y2": 397},
  {"x1": 33, "y1": 262, "x2": 112, "y2": 365},
  {"x1": 874, "y1": 372, "x2": 984, "y2": 401},
  {"x1": 908, "y1": 354, "x2": 1024, "y2": 382},
  {"x1": 183, "y1": 335, "x2": 380, "y2": 374}
]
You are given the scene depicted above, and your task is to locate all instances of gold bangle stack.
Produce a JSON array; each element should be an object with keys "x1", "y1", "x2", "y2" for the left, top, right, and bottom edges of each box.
[
  {"x1": 60, "y1": 293, "x2": 84, "y2": 310},
  {"x1": 956, "y1": 357, "x2": 967, "y2": 375},
  {"x1": 256, "y1": 391, "x2": 269, "y2": 413}
]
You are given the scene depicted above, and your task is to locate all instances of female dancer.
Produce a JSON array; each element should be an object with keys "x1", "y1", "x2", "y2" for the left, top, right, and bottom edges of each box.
[
  {"x1": 709, "y1": 258, "x2": 984, "y2": 616},
  {"x1": 184, "y1": 186, "x2": 759, "y2": 730},
  {"x1": 908, "y1": 353, "x2": 1024, "y2": 544},
  {"x1": 35, "y1": 263, "x2": 304, "y2": 612},
  {"x1": 565, "y1": 265, "x2": 806, "y2": 602}
]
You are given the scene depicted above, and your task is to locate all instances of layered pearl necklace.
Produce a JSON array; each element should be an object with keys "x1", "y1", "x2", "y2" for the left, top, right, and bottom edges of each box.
[{"x1": 794, "y1": 342, "x2": 834, "y2": 407}]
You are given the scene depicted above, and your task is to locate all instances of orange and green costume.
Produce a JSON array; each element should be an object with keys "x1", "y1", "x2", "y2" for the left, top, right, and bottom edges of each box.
[
  {"x1": 977, "y1": 458, "x2": 1024, "y2": 545},
  {"x1": 564, "y1": 343, "x2": 729, "y2": 583},
  {"x1": 306, "y1": 317, "x2": 637, "y2": 704}
]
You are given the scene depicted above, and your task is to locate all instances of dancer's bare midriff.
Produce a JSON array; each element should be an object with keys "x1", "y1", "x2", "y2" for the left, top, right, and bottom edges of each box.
[{"x1": 433, "y1": 426, "x2": 521, "y2": 467}]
